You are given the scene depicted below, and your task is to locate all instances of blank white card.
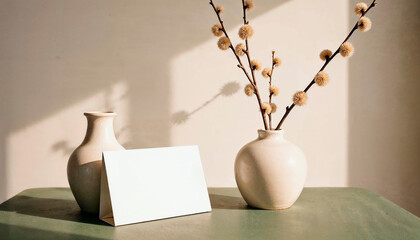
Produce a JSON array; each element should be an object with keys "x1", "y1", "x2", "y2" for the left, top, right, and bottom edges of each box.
[{"x1": 99, "y1": 145, "x2": 211, "y2": 226}]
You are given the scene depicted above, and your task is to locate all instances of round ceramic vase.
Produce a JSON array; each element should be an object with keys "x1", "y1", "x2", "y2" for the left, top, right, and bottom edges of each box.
[
  {"x1": 67, "y1": 111, "x2": 124, "y2": 214},
  {"x1": 235, "y1": 129, "x2": 307, "y2": 209}
]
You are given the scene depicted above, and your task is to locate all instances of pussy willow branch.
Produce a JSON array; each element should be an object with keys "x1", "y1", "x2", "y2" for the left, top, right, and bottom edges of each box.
[
  {"x1": 268, "y1": 51, "x2": 276, "y2": 130},
  {"x1": 241, "y1": 0, "x2": 252, "y2": 86},
  {"x1": 210, "y1": 0, "x2": 268, "y2": 130},
  {"x1": 209, "y1": 1, "x2": 253, "y2": 86},
  {"x1": 241, "y1": 0, "x2": 269, "y2": 130},
  {"x1": 275, "y1": 0, "x2": 377, "y2": 130}
]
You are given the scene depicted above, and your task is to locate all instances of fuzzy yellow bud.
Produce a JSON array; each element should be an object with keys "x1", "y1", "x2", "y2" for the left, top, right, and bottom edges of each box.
[
  {"x1": 355, "y1": 2, "x2": 368, "y2": 16},
  {"x1": 235, "y1": 43, "x2": 246, "y2": 56},
  {"x1": 340, "y1": 42, "x2": 354, "y2": 57},
  {"x1": 273, "y1": 57, "x2": 281, "y2": 67},
  {"x1": 262, "y1": 102, "x2": 272, "y2": 114},
  {"x1": 238, "y1": 25, "x2": 254, "y2": 40},
  {"x1": 250, "y1": 59, "x2": 261, "y2": 71},
  {"x1": 217, "y1": 37, "x2": 231, "y2": 50},
  {"x1": 211, "y1": 24, "x2": 223, "y2": 37},
  {"x1": 358, "y1": 17, "x2": 372, "y2": 32},
  {"x1": 244, "y1": 84, "x2": 254, "y2": 96},
  {"x1": 244, "y1": 0, "x2": 254, "y2": 10},
  {"x1": 262, "y1": 68, "x2": 272, "y2": 78},
  {"x1": 293, "y1": 91, "x2": 307, "y2": 106},
  {"x1": 320, "y1": 49, "x2": 333, "y2": 61},
  {"x1": 270, "y1": 86, "x2": 280, "y2": 96},
  {"x1": 215, "y1": 6, "x2": 224, "y2": 14},
  {"x1": 270, "y1": 103, "x2": 277, "y2": 113},
  {"x1": 314, "y1": 71, "x2": 329, "y2": 87}
]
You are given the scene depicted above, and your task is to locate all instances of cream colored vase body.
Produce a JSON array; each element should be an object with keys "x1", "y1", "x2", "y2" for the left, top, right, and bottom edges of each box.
[
  {"x1": 235, "y1": 130, "x2": 307, "y2": 209},
  {"x1": 67, "y1": 112, "x2": 124, "y2": 214}
]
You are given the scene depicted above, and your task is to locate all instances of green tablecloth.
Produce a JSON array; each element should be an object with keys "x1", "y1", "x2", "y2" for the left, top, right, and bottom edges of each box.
[{"x1": 0, "y1": 187, "x2": 419, "y2": 239}]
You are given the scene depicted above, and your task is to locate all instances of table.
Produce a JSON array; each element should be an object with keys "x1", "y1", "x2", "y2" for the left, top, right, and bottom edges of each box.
[{"x1": 0, "y1": 188, "x2": 419, "y2": 239}]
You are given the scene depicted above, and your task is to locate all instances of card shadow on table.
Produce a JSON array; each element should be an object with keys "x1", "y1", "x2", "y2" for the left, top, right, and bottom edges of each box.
[{"x1": 0, "y1": 195, "x2": 109, "y2": 226}]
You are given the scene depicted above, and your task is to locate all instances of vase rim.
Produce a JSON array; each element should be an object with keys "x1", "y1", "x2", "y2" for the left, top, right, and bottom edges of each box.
[
  {"x1": 84, "y1": 111, "x2": 116, "y2": 117},
  {"x1": 257, "y1": 129, "x2": 284, "y2": 133},
  {"x1": 257, "y1": 129, "x2": 284, "y2": 139}
]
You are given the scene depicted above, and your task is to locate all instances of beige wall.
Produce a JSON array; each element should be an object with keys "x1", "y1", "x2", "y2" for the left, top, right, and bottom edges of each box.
[{"x1": 0, "y1": 0, "x2": 418, "y2": 216}]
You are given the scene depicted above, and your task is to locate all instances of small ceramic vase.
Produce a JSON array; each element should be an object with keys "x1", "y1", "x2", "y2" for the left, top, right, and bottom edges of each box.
[
  {"x1": 67, "y1": 111, "x2": 124, "y2": 214},
  {"x1": 235, "y1": 129, "x2": 307, "y2": 209}
]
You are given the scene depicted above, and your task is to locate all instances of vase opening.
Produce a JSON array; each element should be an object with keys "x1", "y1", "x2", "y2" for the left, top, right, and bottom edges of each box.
[
  {"x1": 257, "y1": 129, "x2": 284, "y2": 139},
  {"x1": 84, "y1": 111, "x2": 116, "y2": 117}
]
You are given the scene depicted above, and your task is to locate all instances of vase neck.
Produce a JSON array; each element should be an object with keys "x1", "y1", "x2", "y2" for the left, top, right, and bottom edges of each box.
[
  {"x1": 257, "y1": 129, "x2": 284, "y2": 140},
  {"x1": 83, "y1": 112, "x2": 118, "y2": 145}
]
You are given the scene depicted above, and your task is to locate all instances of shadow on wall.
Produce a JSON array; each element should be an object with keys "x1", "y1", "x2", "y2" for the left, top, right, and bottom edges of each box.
[
  {"x1": 0, "y1": 0, "x2": 288, "y2": 201},
  {"x1": 347, "y1": 0, "x2": 420, "y2": 216},
  {"x1": 171, "y1": 82, "x2": 240, "y2": 124}
]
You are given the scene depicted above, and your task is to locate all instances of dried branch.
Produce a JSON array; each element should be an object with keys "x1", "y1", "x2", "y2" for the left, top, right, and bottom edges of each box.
[
  {"x1": 241, "y1": 0, "x2": 269, "y2": 130},
  {"x1": 275, "y1": 0, "x2": 377, "y2": 130},
  {"x1": 209, "y1": 1, "x2": 254, "y2": 87},
  {"x1": 210, "y1": 0, "x2": 268, "y2": 130},
  {"x1": 268, "y1": 51, "x2": 276, "y2": 129}
]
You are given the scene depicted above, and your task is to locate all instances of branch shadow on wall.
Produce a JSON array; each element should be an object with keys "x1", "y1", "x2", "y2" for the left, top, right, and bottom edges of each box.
[{"x1": 171, "y1": 82, "x2": 241, "y2": 125}]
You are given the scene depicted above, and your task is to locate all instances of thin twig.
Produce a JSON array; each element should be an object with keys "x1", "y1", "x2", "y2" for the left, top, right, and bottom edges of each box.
[
  {"x1": 275, "y1": 0, "x2": 377, "y2": 130},
  {"x1": 268, "y1": 51, "x2": 275, "y2": 130},
  {"x1": 241, "y1": 0, "x2": 269, "y2": 130},
  {"x1": 210, "y1": 0, "x2": 268, "y2": 130},
  {"x1": 209, "y1": 1, "x2": 253, "y2": 87}
]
